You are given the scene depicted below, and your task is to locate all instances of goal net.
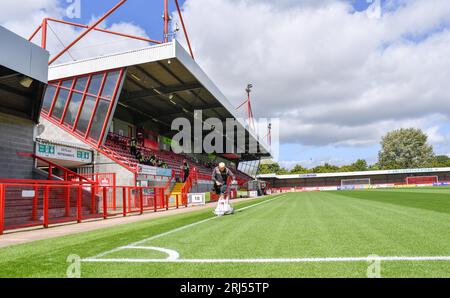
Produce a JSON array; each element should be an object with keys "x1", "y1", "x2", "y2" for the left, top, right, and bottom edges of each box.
[
  {"x1": 405, "y1": 176, "x2": 438, "y2": 185},
  {"x1": 341, "y1": 178, "x2": 371, "y2": 187}
]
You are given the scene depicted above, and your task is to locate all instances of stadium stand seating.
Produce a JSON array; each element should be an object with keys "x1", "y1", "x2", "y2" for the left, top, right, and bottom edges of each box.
[{"x1": 103, "y1": 132, "x2": 252, "y2": 184}]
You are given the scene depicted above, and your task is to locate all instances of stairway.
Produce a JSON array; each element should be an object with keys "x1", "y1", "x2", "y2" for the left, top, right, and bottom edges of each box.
[{"x1": 168, "y1": 183, "x2": 184, "y2": 207}]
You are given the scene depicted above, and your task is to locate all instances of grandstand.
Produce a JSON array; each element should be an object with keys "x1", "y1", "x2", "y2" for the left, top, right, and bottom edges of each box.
[
  {"x1": 0, "y1": 2, "x2": 271, "y2": 235},
  {"x1": 37, "y1": 40, "x2": 267, "y2": 187},
  {"x1": 259, "y1": 167, "x2": 450, "y2": 192}
]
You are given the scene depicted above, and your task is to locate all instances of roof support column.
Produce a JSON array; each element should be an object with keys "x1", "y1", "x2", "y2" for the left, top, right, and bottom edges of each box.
[
  {"x1": 164, "y1": 0, "x2": 169, "y2": 43},
  {"x1": 41, "y1": 18, "x2": 47, "y2": 49}
]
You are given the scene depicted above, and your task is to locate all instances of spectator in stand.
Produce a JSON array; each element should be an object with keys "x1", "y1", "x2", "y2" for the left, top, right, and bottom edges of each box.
[
  {"x1": 181, "y1": 159, "x2": 190, "y2": 183},
  {"x1": 129, "y1": 137, "x2": 137, "y2": 156},
  {"x1": 149, "y1": 155, "x2": 156, "y2": 166},
  {"x1": 136, "y1": 151, "x2": 143, "y2": 164},
  {"x1": 136, "y1": 127, "x2": 144, "y2": 146},
  {"x1": 162, "y1": 162, "x2": 169, "y2": 169},
  {"x1": 143, "y1": 155, "x2": 149, "y2": 166},
  {"x1": 157, "y1": 159, "x2": 164, "y2": 168}
]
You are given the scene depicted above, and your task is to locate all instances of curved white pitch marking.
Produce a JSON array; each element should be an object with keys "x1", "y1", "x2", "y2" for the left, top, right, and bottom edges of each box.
[
  {"x1": 122, "y1": 246, "x2": 180, "y2": 261},
  {"x1": 89, "y1": 194, "x2": 287, "y2": 259}
]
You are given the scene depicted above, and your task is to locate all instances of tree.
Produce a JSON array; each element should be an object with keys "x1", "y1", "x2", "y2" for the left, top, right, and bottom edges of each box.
[
  {"x1": 258, "y1": 161, "x2": 289, "y2": 175},
  {"x1": 432, "y1": 155, "x2": 450, "y2": 167},
  {"x1": 378, "y1": 128, "x2": 434, "y2": 169},
  {"x1": 258, "y1": 162, "x2": 281, "y2": 174},
  {"x1": 312, "y1": 163, "x2": 340, "y2": 173},
  {"x1": 351, "y1": 159, "x2": 368, "y2": 171},
  {"x1": 290, "y1": 164, "x2": 309, "y2": 174},
  {"x1": 339, "y1": 165, "x2": 356, "y2": 172},
  {"x1": 277, "y1": 168, "x2": 290, "y2": 175},
  {"x1": 368, "y1": 163, "x2": 381, "y2": 171}
]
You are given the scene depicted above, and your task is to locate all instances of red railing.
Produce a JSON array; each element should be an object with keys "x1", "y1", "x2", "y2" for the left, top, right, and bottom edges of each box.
[
  {"x1": 180, "y1": 169, "x2": 195, "y2": 207},
  {"x1": 18, "y1": 152, "x2": 94, "y2": 183},
  {"x1": 69, "y1": 173, "x2": 116, "y2": 186},
  {"x1": 0, "y1": 180, "x2": 180, "y2": 235},
  {"x1": 0, "y1": 164, "x2": 178, "y2": 235},
  {"x1": 99, "y1": 185, "x2": 169, "y2": 218},
  {"x1": 0, "y1": 180, "x2": 97, "y2": 234},
  {"x1": 0, "y1": 184, "x2": 4, "y2": 235}
]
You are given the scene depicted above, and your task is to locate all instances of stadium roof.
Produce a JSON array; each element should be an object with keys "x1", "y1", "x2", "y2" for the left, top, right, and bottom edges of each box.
[
  {"x1": 258, "y1": 167, "x2": 450, "y2": 180},
  {"x1": 0, "y1": 26, "x2": 49, "y2": 121},
  {"x1": 48, "y1": 40, "x2": 271, "y2": 159}
]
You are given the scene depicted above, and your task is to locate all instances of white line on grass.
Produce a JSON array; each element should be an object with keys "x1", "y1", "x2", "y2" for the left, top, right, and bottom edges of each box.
[
  {"x1": 87, "y1": 194, "x2": 288, "y2": 259},
  {"x1": 120, "y1": 246, "x2": 180, "y2": 261},
  {"x1": 82, "y1": 256, "x2": 450, "y2": 263}
]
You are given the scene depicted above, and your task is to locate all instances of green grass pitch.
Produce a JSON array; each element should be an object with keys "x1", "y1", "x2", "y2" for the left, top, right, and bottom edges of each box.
[{"x1": 1, "y1": 187, "x2": 450, "y2": 278}]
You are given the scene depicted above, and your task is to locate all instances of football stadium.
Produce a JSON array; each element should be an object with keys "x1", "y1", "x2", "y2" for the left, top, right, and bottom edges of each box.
[{"x1": 1, "y1": 0, "x2": 450, "y2": 285}]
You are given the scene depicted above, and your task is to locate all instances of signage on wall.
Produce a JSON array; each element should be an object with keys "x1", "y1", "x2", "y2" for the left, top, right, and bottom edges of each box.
[
  {"x1": 99, "y1": 178, "x2": 110, "y2": 187},
  {"x1": 188, "y1": 193, "x2": 206, "y2": 206},
  {"x1": 36, "y1": 142, "x2": 92, "y2": 163},
  {"x1": 138, "y1": 165, "x2": 173, "y2": 177},
  {"x1": 248, "y1": 190, "x2": 258, "y2": 198}
]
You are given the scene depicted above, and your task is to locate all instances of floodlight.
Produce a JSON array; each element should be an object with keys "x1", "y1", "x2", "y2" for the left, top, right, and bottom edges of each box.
[{"x1": 19, "y1": 76, "x2": 34, "y2": 88}]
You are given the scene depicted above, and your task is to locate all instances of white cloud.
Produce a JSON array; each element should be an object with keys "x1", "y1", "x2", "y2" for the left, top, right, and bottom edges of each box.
[
  {"x1": 0, "y1": 1, "x2": 151, "y2": 64},
  {"x1": 0, "y1": 0, "x2": 60, "y2": 24},
  {"x1": 175, "y1": 0, "x2": 450, "y2": 154},
  {"x1": 2, "y1": 0, "x2": 449, "y2": 164}
]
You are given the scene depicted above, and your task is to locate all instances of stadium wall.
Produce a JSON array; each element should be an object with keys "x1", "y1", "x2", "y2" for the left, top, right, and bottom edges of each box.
[
  {"x1": 93, "y1": 151, "x2": 135, "y2": 186},
  {"x1": 0, "y1": 112, "x2": 36, "y2": 179},
  {"x1": 38, "y1": 116, "x2": 136, "y2": 186},
  {"x1": 38, "y1": 117, "x2": 87, "y2": 148}
]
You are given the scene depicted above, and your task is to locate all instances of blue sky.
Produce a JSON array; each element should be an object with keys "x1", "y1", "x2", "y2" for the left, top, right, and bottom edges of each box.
[
  {"x1": 69, "y1": 0, "x2": 391, "y2": 44},
  {"x1": 70, "y1": 0, "x2": 186, "y2": 42}
]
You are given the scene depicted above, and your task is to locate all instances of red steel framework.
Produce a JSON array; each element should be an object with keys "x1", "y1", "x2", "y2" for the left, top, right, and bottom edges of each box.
[
  {"x1": 236, "y1": 84, "x2": 256, "y2": 132},
  {"x1": 28, "y1": 0, "x2": 195, "y2": 64},
  {"x1": 41, "y1": 68, "x2": 125, "y2": 148}
]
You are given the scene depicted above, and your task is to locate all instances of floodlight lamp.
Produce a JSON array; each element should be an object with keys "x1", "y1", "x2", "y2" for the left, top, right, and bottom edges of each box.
[{"x1": 19, "y1": 76, "x2": 34, "y2": 88}]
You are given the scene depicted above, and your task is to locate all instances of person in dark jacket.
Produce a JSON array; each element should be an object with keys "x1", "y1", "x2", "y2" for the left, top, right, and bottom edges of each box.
[
  {"x1": 157, "y1": 159, "x2": 163, "y2": 168},
  {"x1": 149, "y1": 154, "x2": 156, "y2": 166},
  {"x1": 181, "y1": 159, "x2": 190, "y2": 183},
  {"x1": 212, "y1": 162, "x2": 236, "y2": 200},
  {"x1": 129, "y1": 138, "x2": 137, "y2": 156}
]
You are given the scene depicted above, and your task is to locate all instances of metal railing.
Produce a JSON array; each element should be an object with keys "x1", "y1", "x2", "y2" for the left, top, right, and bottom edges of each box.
[
  {"x1": 0, "y1": 179, "x2": 189, "y2": 235},
  {"x1": 0, "y1": 180, "x2": 97, "y2": 234}
]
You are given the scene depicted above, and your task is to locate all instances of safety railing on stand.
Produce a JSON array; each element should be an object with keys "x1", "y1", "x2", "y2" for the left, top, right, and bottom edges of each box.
[{"x1": 0, "y1": 179, "x2": 98, "y2": 234}]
